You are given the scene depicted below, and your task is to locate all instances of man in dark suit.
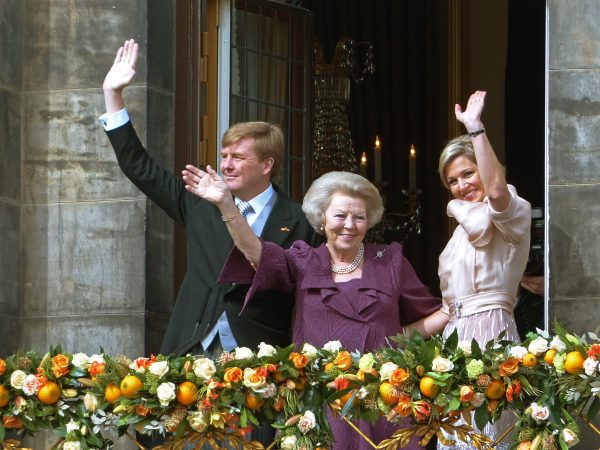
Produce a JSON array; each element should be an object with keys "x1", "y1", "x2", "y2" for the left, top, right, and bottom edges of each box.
[{"x1": 100, "y1": 39, "x2": 319, "y2": 358}]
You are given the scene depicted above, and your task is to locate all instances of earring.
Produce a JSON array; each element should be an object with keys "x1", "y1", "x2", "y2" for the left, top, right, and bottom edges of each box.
[{"x1": 320, "y1": 224, "x2": 324, "y2": 232}]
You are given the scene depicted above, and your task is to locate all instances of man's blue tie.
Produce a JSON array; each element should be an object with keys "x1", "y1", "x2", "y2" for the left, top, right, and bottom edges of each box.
[{"x1": 237, "y1": 200, "x2": 254, "y2": 220}]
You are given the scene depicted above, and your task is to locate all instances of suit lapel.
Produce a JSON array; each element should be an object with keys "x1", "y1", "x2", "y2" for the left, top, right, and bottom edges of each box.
[{"x1": 260, "y1": 189, "x2": 298, "y2": 246}]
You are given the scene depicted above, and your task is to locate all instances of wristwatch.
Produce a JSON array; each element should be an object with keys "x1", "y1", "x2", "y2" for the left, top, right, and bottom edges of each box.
[{"x1": 469, "y1": 128, "x2": 486, "y2": 138}]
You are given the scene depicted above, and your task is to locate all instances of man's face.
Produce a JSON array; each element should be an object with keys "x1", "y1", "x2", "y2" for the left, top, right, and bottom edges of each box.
[{"x1": 220, "y1": 137, "x2": 273, "y2": 200}]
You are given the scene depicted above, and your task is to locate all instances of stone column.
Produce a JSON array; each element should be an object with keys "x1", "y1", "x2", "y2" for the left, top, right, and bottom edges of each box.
[
  {"x1": 0, "y1": 0, "x2": 23, "y2": 352},
  {"x1": 8, "y1": 0, "x2": 175, "y2": 446},
  {"x1": 548, "y1": 1, "x2": 600, "y2": 447}
]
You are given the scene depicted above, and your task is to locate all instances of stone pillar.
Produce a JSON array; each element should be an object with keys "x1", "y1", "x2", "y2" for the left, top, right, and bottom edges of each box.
[
  {"x1": 0, "y1": 0, "x2": 23, "y2": 352},
  {"x1": 548, "y1": 1, "x2": 600, "y2": 447},
  {"x1": 7, "y1": 0, "x2": 175, "y2": 446}
]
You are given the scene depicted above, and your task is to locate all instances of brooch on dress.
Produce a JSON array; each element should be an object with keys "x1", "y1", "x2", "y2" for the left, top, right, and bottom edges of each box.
[{"x1": 373, "y1": 249, "x2": 386, "y2": 259}]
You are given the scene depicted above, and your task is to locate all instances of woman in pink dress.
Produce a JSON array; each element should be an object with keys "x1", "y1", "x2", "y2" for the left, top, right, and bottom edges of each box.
[{"x1": 436, "y1": 91, "x2": 531, "y2": 450}]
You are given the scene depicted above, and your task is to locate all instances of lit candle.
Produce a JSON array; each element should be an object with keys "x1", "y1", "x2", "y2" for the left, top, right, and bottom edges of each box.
[
  {"x1": 359, "y1": 152, "x2": 367, "y2": 177},
  {"x1": 374, "y1": 136, "x2": 382, "y2": 184},
  {"x1": 409, "y1": 144, "x2": 417, "y2": 191}
]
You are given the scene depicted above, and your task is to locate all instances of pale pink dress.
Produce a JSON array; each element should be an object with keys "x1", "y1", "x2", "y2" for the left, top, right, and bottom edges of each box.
[{"x1": 437, "y1": 185, "x2": 531, "y2": 450}]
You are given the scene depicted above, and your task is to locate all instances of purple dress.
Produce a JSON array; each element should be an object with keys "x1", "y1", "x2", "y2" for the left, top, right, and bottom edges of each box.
[{"x1": 220, "y1": 240, "x2": 441, "y2": 450}]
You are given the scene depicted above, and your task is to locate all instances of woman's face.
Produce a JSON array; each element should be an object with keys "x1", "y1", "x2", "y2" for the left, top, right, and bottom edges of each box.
[
  {"x1": 322, "y1": 192, "x2": 368, "y2": 256},
  {"x1": 444, "y1": 155, "x2": 485, "y2": 202}
]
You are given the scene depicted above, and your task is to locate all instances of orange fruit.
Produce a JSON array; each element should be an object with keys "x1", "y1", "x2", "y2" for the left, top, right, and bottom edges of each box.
[
  {"x1": 104, "y1": 383, "x2": 122, "y2": 404},
  {"x1": 544, "y1": 349, "x2": 557, "y2": 365},
  {"x1": 522, "y1": 353, "x2": 538, "y2": 368},
  {"x1": 378, "y1": 381, "x2": 400, "y2": 404},
  {"x1": 38, "y1": 381, "x2": 61, "y2": 405},
  {"x1": 485, "y1": 380, "x2": 505, "y2": 400},
  {"x1": 564, "y1": 351, "x2": 585, "y2": 375},
  {"x1": 0, "y1": 385, "x2": 10, "y2": 407},
  {"x1": 487, "y1": 399, "x2": 500, "y2": 413},
  {"x1": 245, "y1": 392, "x2": 265, "y2": 411},
  {"x1": 294, "y1": 376, "x2": 307, "y2": 392},
  {"x1": 120, "y1": 375, "x2": 143, "y2": 399},
  {"x1": 339, "y1": 389, "x2": 358, "y2": 407},
  {"x1": 419, "y1": 376, "x2": 440, "y2": 399},
  {"x1": 176, "y1": 381, "x2": 198, "y2": 406}
]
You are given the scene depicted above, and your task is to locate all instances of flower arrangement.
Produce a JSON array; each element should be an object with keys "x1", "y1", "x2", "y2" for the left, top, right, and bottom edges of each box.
[{"x1": 0, "y1": 323, "x2": 598, "y2": 449}]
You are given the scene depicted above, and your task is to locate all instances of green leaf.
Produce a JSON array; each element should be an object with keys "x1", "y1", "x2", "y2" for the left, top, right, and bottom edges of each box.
[
  {"x1": 586, "y1": 397, "x2": 600, "y2": 421},
  {"x1": 448, "y1": 396, "x2": 461, "y2": 412},
  {"x1": 0, "y1": 423, "x2": 5, "y2": 443},
  {"x1": 444, "y1": 329, "x2": 458, "y2": 353},
  {"x1": 471, "y1": 338, "x2": 482, "y2": 359},
  {"x1": 474, "y1": 405, "x2": 489, "y2": 431}
]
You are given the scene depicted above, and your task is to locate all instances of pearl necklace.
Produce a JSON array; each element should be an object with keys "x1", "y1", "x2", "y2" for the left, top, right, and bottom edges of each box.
[{"x1": 330, "y1": 243, "x2": 365, "y2": 274}]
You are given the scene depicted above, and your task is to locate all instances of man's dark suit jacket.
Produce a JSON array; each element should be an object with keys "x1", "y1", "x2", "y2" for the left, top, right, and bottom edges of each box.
[{"x1": 107, "y1": 122, "x2": 320, "y2": 355}]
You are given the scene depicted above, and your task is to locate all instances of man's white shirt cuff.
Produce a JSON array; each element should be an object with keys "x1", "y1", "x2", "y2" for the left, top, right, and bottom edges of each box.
[{"x1": 98, "y1": 108, "x2": 130, "y2": 131}]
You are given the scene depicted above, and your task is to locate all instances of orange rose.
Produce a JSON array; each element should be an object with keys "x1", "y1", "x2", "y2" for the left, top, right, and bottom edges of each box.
[
  {"x1": 51, "y1": 354, "x2": 70, "y2": 378},
  {"x1": 224, "y1": 367, "x2": 243, "y2": 384},
  {"x1": 499, "y1": 357, "x2": 519, "y2": 377},
  {"x1": 334, "y1": 375, "x2": 351, "y2": 391},
  {"x1": 506, "y1": 380, "x2": 521, "y2": 403},
  {"x1": 0, "y1": 358, "x2": 5, "y2": 375},
  {"x1": 89, "y1": 361, "x2": 106, "y2": 379},
  {"x1": 412, "y1": 400, "x2": 432, "y2": 421},
  {"x1": 516, "y1": 441, "x2": 531, "y2": 450},
  {"x1": 2, "y1": 416, "x2": 23, "y2": 429},
  {"x1": 390, "y1": 368, "x2": 410, "y2": 386},
  {"x1": 289, "y1": 352, "x2": 308, "y2": 370},
  {"x1": 459, "y1": 385, "x2": 475, "y2": 403},
  {"x1": 394, "y1": 393, "x2": 412, "y2": 418},
  {"x1": 136, "y1": 404, "x2": 151, "y2": 416},
  {"x1": 333, "y1": 351, "x2": 352, "y2": 371}
]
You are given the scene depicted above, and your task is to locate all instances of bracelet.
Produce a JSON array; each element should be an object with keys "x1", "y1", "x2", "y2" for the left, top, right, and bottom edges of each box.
[
  {"x1": 221, "y1": 214, "x2": 241, "y2": 223},
  {"x1": 469, "y1": 128, "x2": 486, "y2": 138}
]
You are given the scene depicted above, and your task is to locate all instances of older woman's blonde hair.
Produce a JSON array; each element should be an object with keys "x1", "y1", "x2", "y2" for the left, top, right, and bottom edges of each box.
[
  {"x1": 302, "y1": 171, "x2": 384, "y2": 235},
  {"x1": 438, "y1": 134, "x2": 477, "y2": 189}
]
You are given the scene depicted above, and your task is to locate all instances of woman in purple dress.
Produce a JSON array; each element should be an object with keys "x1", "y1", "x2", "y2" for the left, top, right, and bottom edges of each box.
[{"x1": 183, "y1": 168, "x2": 448, "y2": 450}]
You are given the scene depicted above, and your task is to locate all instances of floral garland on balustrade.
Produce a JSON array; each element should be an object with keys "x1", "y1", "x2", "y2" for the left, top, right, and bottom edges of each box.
[{"x1": 0, "y1": 322, "x2": 598, "y2": 450}]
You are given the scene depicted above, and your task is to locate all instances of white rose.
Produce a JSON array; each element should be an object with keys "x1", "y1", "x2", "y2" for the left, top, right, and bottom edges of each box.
[
  {"x1": 234, "y1": 347, "x2": 254, "y2": 360},
  {"x1": 471, "y1": 393, "x2": 485, "y2": 408},
  {"x1": 562, "y1": 428, "x2": 579, "y2": 447},
  {"x1": 88, "y1": 354, "x2": 105, "y2": 365},
  {"x1": 10, "y1": 370, "x2": 26, "y2": 389},
  {"x1": 528, "y1": 337, "x2": 549, "y2": 356},
  {"x1": 550, "y1": 336, "x2": 567, "y2": 352},
  {"x1": 255, "y1": 382, "x2": 277, "y2": 398},
  {"x1": 83, "y1": 392, "x2": 99, "y2": 412},
  {"x1": 280, "y1": 434, "x2": 297, "y2": 450},
  {"x1": 193, "y1": 358, "x2": 216, "y2": 381},
  {"x1": 243, "y1": 368, "x2": 266, "y2": 389},
  {"x1": 431, "y1": 356, "x2": 454, "y2": 373},
  {"x1": 66, "y1": 419, "x2": 80, "y2": 433},
  {"x1": 530, "y1": 402, "x2": 550, "y2": 422},
  {"x1": 323, "y1": 340, "x2": 342, "y2": 353},
  {"x1": 584, "y1": 357, "x2": 599, "y2": 376},
  {"x1": 297, "y1": 410, "x2": 316, "y2": 434},
  {"x1": 14, "y1": 396, "x2": 27, "y2": 412},
  {"x1": 509, "y1": 346, "x2": 529, "y2": 361},
  {"x1": 71, "y1": 353, "x2": 90, "y2": 370},
  {"x1": 301, "y1": 343, "x2": 318, "y2": 361},
  {"x1": 148, "y1": 361, "x2": 169, "y2": 378},
  {"x1": 257, "y1": 342, "x2": 277, "y2": 358},
  {"x1": 156, "y1": 382, "x2": 177, "y2": 406},
  {"x1": 188, "y1": 411, "x2": 209, "y2": 432},
  {"x1": 21, "y1": 374, "x2": 41, "y2": 396},
  {"x1": 457, "y1": 340, "x2": 472, "y2": 356},
  {"x1": 63, "y1": 442, "x2": 81, "y2": 450},
  {"x1": 379, "y1": 362, "x2": 399, "y2": 381}
]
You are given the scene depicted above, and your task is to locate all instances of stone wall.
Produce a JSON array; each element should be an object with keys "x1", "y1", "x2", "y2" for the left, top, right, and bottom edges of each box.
[
  {"x1": 1, "y1": 1, "x2": 175, "y2": 445},
  {"x1": 548, "y1": 0, "x2": 600, "y2": 446}
]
